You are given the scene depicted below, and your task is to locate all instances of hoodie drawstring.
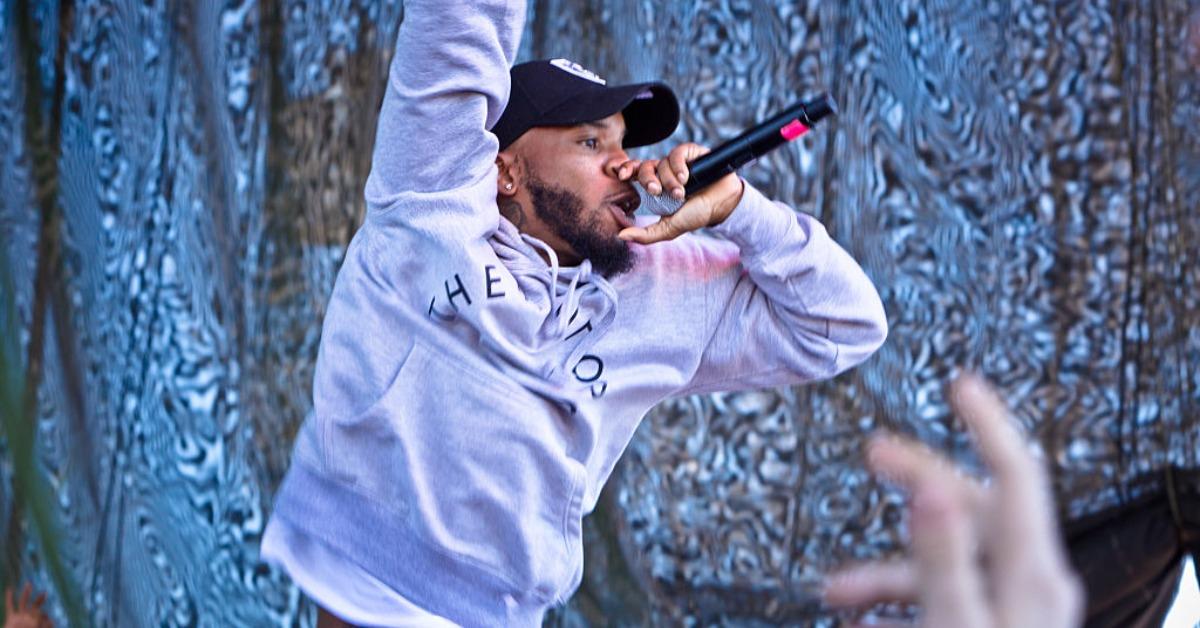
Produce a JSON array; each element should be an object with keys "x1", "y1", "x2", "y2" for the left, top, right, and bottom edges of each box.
[{"x1": 489, "y1": 224, "x2": 619, "y2": 381}]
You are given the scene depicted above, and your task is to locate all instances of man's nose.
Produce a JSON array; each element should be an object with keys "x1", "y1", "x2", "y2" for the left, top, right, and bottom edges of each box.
[{"x1": 603, "y1": 150, "x2": 631, "y2": 177}]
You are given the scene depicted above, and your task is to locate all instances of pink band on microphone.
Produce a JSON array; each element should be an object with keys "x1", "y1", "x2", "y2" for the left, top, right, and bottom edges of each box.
[{"x1": 780, "y1": 119, "x2": 809, "y2": 141}]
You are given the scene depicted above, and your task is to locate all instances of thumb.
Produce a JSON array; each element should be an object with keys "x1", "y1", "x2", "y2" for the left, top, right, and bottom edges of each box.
[{"x1": 619, "y1": 215, "x2": 683, "y2": 244}]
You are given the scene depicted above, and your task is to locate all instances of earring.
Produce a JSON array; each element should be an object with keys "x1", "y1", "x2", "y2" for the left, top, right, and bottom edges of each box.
[{"x1": 505, "y1": 183, "x2": 513, "y2": 190}]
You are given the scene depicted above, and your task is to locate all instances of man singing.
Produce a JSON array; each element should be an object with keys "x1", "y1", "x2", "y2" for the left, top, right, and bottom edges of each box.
[{"x1": 262, "y1": 0, "x2": 888, "y2": 625}]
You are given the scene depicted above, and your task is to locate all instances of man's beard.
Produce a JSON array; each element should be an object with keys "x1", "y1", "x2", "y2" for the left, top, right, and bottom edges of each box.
[{"x1": 526, "y1": 175, "x2": 636, "y2": 277}]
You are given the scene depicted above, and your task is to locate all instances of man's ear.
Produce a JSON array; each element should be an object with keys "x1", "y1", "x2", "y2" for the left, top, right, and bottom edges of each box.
[{"x1": 496, "y1": 151, "x2": 521, "y2": 197}]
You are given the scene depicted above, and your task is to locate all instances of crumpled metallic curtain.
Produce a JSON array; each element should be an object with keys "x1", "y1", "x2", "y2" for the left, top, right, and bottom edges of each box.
[{"x1": 0, "y1": 0, "x2": 1196, "y2": 626}]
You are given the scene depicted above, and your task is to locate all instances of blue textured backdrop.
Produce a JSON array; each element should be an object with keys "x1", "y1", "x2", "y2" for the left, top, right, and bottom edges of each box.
[{"x1": 1, "y1": 1, "x2": 1198, "y2": 625}]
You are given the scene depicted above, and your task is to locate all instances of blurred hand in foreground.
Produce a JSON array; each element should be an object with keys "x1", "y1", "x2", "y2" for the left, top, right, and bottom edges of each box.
[{"x1": 824, "y1": 374, "x2": 1084, "y2": 628}]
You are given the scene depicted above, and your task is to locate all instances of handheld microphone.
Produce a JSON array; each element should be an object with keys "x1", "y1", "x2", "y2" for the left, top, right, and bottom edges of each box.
[{"x1": 634, "y1": 93, "x2": 836, "y2": 216}]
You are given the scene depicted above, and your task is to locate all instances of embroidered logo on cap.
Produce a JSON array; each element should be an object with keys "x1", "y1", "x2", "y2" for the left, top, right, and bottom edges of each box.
[{"x1": 550, "y1": 58, "x2": 606, "y2": 85}]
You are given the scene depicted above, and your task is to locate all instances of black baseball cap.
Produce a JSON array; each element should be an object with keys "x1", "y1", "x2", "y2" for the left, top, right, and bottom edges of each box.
[{"x1": 492, "y1": 58, "x2": 680, "y2": 150}]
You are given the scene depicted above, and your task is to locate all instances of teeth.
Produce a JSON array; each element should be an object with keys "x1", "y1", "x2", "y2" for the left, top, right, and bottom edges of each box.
[{"x1": 611, "y1": 196, "x2": 637, "y2": 215}]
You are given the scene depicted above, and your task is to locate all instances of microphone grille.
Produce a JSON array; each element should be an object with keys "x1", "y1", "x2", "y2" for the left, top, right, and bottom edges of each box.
[{"x1": 633, "y1": 182, "x2": 685, "y2": 217}]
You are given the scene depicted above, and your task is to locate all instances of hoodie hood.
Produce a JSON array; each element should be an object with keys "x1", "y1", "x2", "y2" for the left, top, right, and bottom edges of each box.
[{"x1": 485, "y1": 216, "x2": 619, "y2": 393}]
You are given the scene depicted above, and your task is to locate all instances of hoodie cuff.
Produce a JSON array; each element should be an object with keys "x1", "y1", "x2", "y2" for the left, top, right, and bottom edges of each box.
[{"x1": 709, "y1": 181, "x2": 811, "y2": 261}]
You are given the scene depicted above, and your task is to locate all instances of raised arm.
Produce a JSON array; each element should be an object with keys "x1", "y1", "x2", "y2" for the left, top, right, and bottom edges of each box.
[
  {"x1": 312, "y1": 0, "x2": 532, "y2": 428},
  {"x1": 364, "y1": 0, "x2": 525, "y2": 206}
]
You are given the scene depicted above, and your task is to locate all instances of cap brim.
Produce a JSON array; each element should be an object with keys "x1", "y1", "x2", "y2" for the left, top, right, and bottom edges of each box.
[{"x1": 541, "y1": 82, "x2": 680, "y2": 149}]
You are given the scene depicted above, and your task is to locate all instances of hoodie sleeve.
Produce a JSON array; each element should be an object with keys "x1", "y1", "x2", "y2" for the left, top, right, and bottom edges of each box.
[
  {"x1": 364, "y1": 0, "x2": 524, "y2": 205},
  {"x1": 310, "y1": 1, "x2": 540, "y2": 425},
  {"x1": 678, "y1": 183, "x2": 888, "y2": 396}
]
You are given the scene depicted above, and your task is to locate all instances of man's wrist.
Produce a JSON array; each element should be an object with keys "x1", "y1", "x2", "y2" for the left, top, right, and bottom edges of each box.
[{"x1": 707, "y1": 177, "x2": 746, "y2": 226}]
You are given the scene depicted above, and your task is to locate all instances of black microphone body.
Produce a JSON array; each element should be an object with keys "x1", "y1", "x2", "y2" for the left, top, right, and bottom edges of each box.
[
  {"x1": 635, "y1": 93, "x2": 836, "y2": 216},
  {"x1": 684, "y1": 94, "x2": 836, "y2": 195}
]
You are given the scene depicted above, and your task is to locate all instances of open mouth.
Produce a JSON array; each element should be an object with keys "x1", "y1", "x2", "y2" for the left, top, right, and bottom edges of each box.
[{"x1": 606, "y1": 191, "x2": 640, "y2": 229}]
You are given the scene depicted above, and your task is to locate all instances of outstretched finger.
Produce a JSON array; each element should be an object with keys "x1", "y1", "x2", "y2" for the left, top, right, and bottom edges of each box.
[
  {"x1": 824, "y1": 560, "x2": 919, "y2": 608},
  {"x1": 20, "y1": 583, "x2": 31, "y2": 611},
  {"x1": 949, "y1": 375, "x2": 1038, "y2": 490},
  {"x1": 866, "y1": 434, "x2": 986, "y2": 515},
  {"x1": 949, "y1": 375, "x2": 1058, "y2": 559},
  {"x1": 6, "y1": 586, "x2": 14, "y2": 615}
]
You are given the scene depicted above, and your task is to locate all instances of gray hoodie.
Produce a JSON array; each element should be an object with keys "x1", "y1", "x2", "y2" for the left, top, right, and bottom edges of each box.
[{"x1": 265, "y1": 0, "x2": 888, "y2": 625}]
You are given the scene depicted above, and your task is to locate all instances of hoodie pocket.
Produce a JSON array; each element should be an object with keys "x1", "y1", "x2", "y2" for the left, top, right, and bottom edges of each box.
[{"x1": 328, "y1": 339, "x2": 583, "y2": 594}]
